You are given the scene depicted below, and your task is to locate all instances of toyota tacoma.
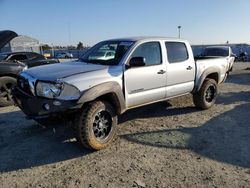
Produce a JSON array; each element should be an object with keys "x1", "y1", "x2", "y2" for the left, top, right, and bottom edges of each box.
[{"x1": 13, "y1": 37, "x2": 228, "y2": 150}]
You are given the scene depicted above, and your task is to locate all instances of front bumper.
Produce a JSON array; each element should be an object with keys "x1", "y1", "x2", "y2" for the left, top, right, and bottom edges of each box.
[{"x1": 12, "y1": 87, "x2": 82, "y2": 120}]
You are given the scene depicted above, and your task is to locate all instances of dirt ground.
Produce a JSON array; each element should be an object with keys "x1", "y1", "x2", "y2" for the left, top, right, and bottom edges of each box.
[{"x1": 0, "y1": 63, "x2": 250, "y2": 188}]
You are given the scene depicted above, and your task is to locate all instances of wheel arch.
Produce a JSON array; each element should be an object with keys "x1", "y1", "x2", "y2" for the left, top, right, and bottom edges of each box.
[
  {"x1": 77, "y1": 82, "x2": 126, "y2": 115},
  {"x1": 193, "y1": 68, "x2": 220, "y2": 93},
  {"x1": 206, "y1": 73, "x2": 219, "y2": 83}
]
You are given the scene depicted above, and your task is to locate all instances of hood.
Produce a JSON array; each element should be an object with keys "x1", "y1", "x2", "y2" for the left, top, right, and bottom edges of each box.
[
  {"x1": 0, "y1": 30, "x2": 18, "y2": 49},
  {"x1": 23, "y1": 61, "x2": 108, "y2": 81}
]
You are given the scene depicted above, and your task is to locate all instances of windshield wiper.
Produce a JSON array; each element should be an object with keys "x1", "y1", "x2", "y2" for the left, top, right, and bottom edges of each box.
[
  {"x1": 79, "y1": 59, "x2": 117, "y2": 66},
  {"x1": 79, "y1": 59, "x2": 104, "y2": 65}
]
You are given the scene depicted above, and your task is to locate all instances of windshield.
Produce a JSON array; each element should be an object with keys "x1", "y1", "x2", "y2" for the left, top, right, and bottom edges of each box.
[
  {"x1": 203, "y1": 48, "x2": 229, "y2": 57},
  {"x1": 0, "y1": 54, "x2": 7, "y2": 61},
  {"x1": 79, "y1": 40, "x2": 134, "y2": 65}
]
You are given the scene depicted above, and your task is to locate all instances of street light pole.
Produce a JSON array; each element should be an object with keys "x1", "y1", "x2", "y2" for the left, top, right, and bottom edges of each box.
[
  {"x1": 178, "y1": 26, "x2": 181, "y2": 38},
  {"x1": 51, "y1": 43, "x2": 54, "y2": 58}
]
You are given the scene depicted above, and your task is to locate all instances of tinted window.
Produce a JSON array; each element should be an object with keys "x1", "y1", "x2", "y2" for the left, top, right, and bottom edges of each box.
[
  {"x1": 27, "y1": 53, "x2": 44, "y2": 60},
  {"x1": 203, "y1": 48, "x2": 229, "y2": 57},
  {"x1": 0, "y1": 54, "x2": 7, "y2": 61},
  {"x1": 131, "y1": 42, "x2": 162, "y2": 66},
  {"x1": 9, "y1": 54, "x2": 28, "y2": 61},
  {"x1": 165, "y1": 42, "x2": 188, "y2": 63}
]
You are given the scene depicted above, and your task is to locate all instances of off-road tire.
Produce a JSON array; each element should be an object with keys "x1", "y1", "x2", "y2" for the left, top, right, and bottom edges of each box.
[
  {"x1": 193, "y1": 78, "x2": 218, "y2": 110},
  {"x1": 0, "y1": 76, "x2": 17, "y2": 107},
  {"x1": 75, "y1": 101, "x2": 117, "y2": 150}
]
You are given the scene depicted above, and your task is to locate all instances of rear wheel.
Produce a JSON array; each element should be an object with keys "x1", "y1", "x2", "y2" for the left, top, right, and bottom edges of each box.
[
  {"x1": 193, "y1": 78, "x2": 218, "y2": 110},
  {"x1": 0, "y1": 76, "x2": 16, "y2": 107},
  {"x1": 74, "y1": 101, "x2": 117, "y2": 150}
]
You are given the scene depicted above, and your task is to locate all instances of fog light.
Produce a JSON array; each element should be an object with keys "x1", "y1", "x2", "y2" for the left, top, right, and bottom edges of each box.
[{"x1": 43, "y1": 103, "x2": 50, "y2": 111}]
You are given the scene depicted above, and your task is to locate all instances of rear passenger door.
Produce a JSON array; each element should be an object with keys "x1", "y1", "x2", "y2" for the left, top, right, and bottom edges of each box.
[
  {"x1": 165, "y1": 42, "x2": 195, "y2": 97},
  {"x1": 124, "y1": 41, "x2": 167, "y2": 108}
]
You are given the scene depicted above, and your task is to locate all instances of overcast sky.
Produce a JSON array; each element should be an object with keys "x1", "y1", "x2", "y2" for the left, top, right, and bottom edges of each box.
[{"x1": 1, "y1": 0, "x2": 250, "y2": 46}]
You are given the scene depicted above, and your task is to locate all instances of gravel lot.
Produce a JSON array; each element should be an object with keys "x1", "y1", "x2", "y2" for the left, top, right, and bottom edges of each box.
[{"x1": 0, "y1": 62, "x2": 250, "y2": 188}]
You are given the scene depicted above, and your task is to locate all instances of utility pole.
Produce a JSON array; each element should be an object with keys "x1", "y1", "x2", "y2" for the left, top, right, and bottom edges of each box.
[
  {"x1": 178, "y1": 26, "x2": 181, "y2": 38},
  {"x1": 51, "y1": 43, "x2": 54, "y2": 57},
  {"x1": 68, "y1": 21, "x2": 71, "y2": 51}
]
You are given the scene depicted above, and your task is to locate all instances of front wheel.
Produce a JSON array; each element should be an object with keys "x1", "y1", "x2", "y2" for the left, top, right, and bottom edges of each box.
[
  {"x1": 74, "y1": 101, "x2": 117, "y2": 150},
  {"x1": 0, "y1": 76, "x2": 17, "y2": 107},
  {"x1": 193, "y1": 79, "x2": 218, "y2": 110}
]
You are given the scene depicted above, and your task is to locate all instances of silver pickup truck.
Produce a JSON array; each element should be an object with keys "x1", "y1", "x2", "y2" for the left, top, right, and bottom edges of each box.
[{"x1": 13, "y1": 37, "x2": 228, "y2": 150}]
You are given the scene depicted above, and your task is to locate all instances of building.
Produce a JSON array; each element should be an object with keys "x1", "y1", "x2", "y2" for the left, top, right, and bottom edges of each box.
[{"x1": 0, "y1": 35, "x2": 41, "y2": 54}]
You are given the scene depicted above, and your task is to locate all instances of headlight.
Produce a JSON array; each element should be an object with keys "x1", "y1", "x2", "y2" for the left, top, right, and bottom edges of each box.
[
  {"x1": 36, "y1": 81, "x2": 80, "y2": 100},
  {"x1": 36, "y1": 82, "x2": 63, "y2": 98}
]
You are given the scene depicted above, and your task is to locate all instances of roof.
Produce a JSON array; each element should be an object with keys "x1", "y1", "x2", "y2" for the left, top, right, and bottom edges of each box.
[
  {"x1": 0, "y1": 51, "x2": 40, "y2": 56},
  {"x1": 105, "y1": 36, "x2": 188, "y2": 43},
  {"x1": 11, "y1": 35, "x2": 39, "y2": 43}
]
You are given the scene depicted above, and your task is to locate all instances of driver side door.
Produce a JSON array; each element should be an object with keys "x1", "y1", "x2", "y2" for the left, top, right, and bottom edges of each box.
[{"x1": 124, "y1": 41, "x2": 167, "y2": 108}]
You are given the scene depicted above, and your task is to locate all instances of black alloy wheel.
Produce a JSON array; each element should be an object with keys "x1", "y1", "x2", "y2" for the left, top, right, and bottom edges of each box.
[
  {"x1": 204, "y1": 85, "x2": 216, "y2": 103},
  {"x1": 93, "y1": 110, "x2": 113, "y2": 141}
]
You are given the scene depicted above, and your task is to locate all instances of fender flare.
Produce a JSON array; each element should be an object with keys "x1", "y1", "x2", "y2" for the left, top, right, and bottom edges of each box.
[
  {"x1": 77, "y1": 81, "x2": 126, "y2": 114},
  {"x1": 193, "y1": 67, "x2": 220, "y2": 93}
]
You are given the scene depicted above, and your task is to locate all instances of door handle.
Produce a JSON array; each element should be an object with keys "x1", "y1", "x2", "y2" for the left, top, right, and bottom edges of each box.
[
  {"x1": 186, "y1": 66, "x2": 193, "y2": 70},
  {"x1": 157, "y1": 70, "x2": 166, "y2": 74}
]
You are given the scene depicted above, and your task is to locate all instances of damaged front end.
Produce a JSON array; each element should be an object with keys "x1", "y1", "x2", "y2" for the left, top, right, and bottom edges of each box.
[{"x1": 12, "y1": 72, "x2": 82, "y2": 121}]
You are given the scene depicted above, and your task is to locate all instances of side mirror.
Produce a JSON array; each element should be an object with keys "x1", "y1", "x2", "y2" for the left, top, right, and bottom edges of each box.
[{"x1": 129, "y1": 57, "x2": 146, "y2": 67}]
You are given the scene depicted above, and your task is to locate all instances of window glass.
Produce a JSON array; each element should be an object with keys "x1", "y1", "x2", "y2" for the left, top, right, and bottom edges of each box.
[
  {"x1": 9, "y1": 54, "x2": 28, "y2": 61},
  {"x1": 0, "y1": 54, "x2": 7, "y2": 61},
  {"x1": 165, "y1": 42, "x2": 188, "y2": 63},
  {"x1": 203, "y1": 48, "x2": 229, "y2": 57},
  {"x1": 131, "y1": 42, "x2": 162, "y2": 66},
  {"x1": 80, "y1": 41, "x2": 134, "y2": 65}
]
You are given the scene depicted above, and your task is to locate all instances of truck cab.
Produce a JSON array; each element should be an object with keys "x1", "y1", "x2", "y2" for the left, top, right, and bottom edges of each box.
[{"x1": 123, "y1": 38, "x2": 195, "y2": 108}]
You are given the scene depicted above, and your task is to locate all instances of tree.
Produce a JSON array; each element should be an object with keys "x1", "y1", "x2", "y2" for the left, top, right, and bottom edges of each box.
[
  {"x1": 77, "y1": 42, "x2": 84, "y2": 49},
  {"x1": 67, "y1": 45, "x2": 76, "y2": 50},
  {"x1": 41, "y1": 44, "x2": 51, "y2": 50}
]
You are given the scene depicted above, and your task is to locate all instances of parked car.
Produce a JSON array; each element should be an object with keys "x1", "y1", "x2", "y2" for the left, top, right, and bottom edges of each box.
[
  {"x1": 56, "y1": 52, "x2": 73, "y2": 58},
  {"x1": 0, "y1": 30, "x2": 59, "y2": 106},
  {"x1": 0, "y1": 52, "x2": 59, "y2": 68},
  {"x1": 201, "y1": 46, "x2": 235, "y2": 72},
  {"x1": 13, "y1": 37, "x2": 228, "y2": 150},
  {"x1": 89, "y1": 50, "x2": 115, "y2": 60},
  {"x1": 237, "y1": 51, "x2": 248, "y2": 62}
]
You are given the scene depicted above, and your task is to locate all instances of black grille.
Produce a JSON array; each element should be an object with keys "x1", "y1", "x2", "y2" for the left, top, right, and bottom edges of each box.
[{"x1": 17, "y1": 76, "x2": 33, "y2": 96}]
